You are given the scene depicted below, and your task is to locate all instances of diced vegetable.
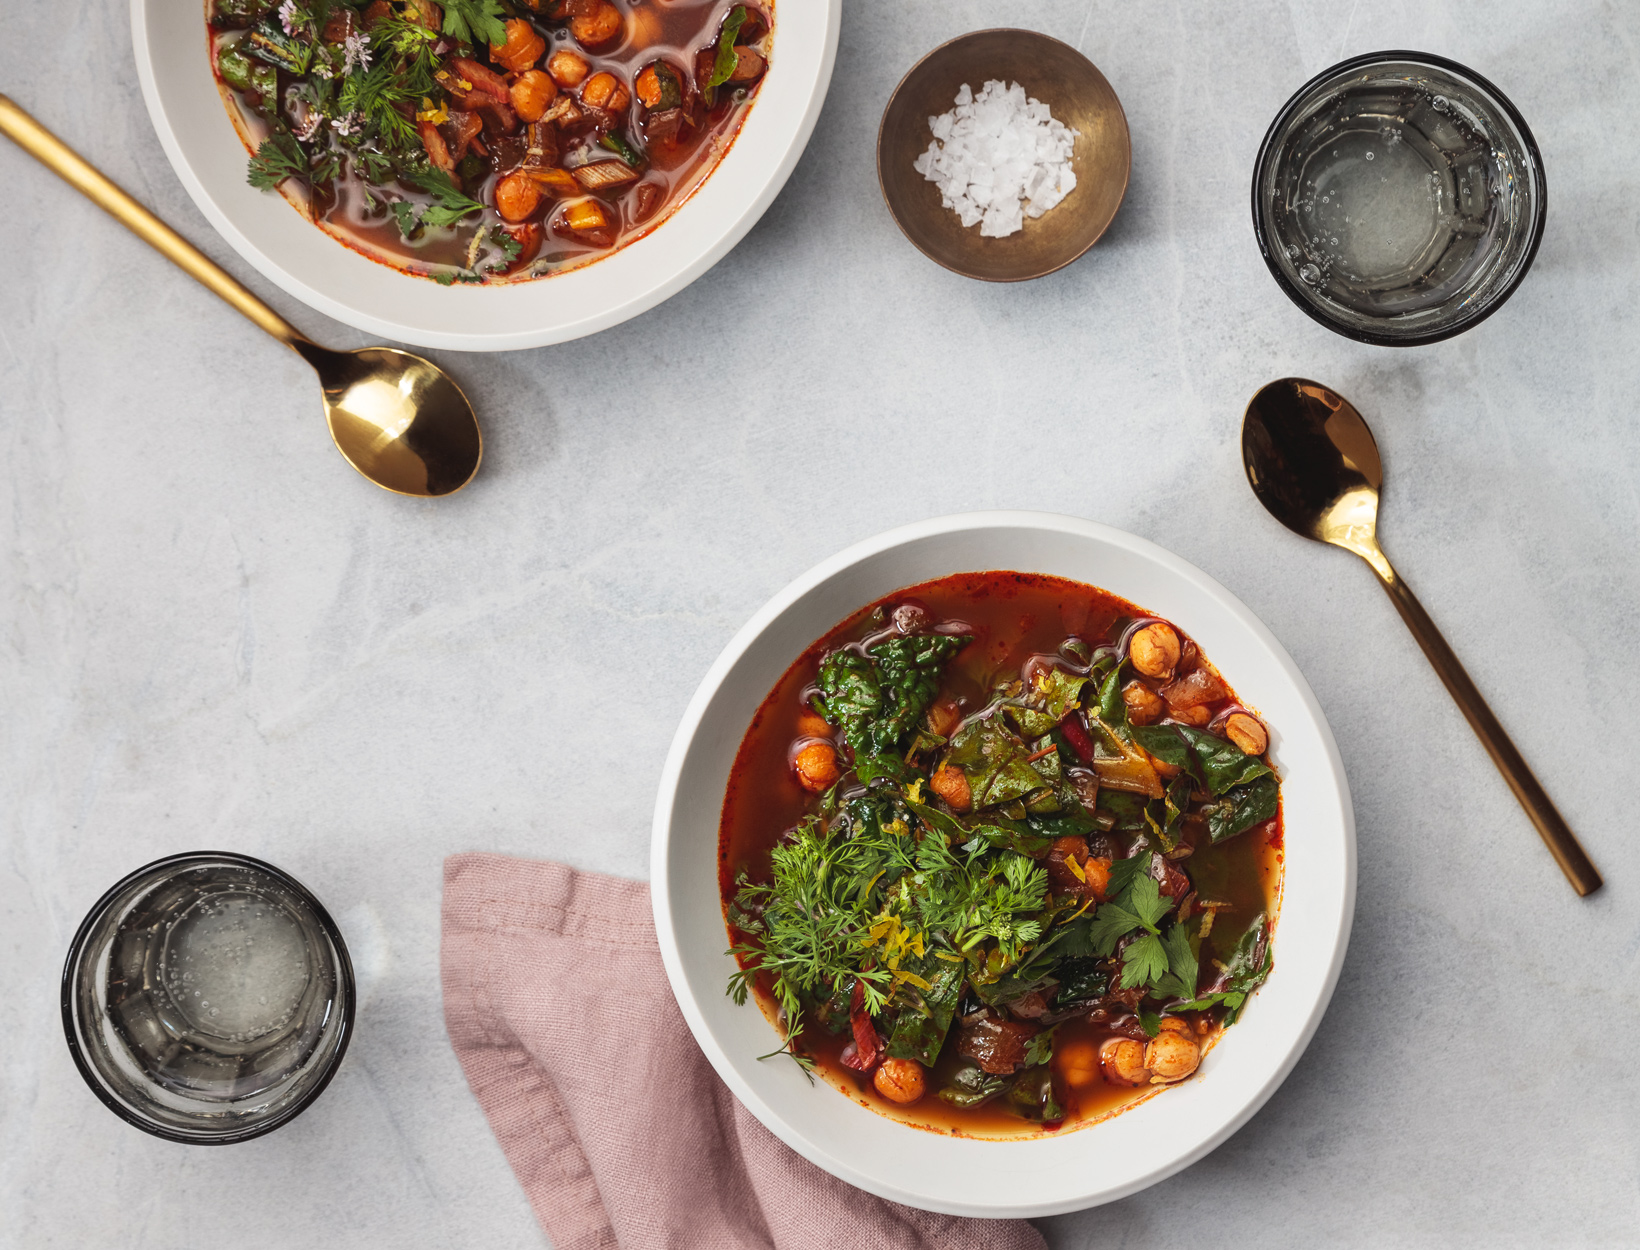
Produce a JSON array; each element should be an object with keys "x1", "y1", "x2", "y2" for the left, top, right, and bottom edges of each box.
[{"x1": 561, "y1": 199, "x2": 609, "y2": 232}]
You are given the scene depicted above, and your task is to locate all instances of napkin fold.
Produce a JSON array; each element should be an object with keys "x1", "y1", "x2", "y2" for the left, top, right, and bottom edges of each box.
[{"x1": 442, "y1": 852, "x2": 1047, "y2": 1250}]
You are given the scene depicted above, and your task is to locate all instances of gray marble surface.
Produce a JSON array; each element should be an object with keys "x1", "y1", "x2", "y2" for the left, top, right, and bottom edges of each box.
[{"x1": 3, "y1": 0, "x2": 1638, "y2": 1245}]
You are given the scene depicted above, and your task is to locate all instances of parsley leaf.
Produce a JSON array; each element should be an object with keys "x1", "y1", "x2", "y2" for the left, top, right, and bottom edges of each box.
[
  {"x1": 247, "y1": 131, "x2": 309, "y2": 189},
  {"x1": 1119, "y1": 932, "x2": 1168, "y2": 988},
  {"x1": 1085, "y1": 902, "x2": 1141, "y2": 956},
  {"x1": 1125, "y1": 873, "x2": 1168, "y2": 934},
  {"x1": 441, "y1": 0, "x2": 507, "y2": 49},
  {"x1": 1151, "y1": 918, "x2": 1200, "y2": 1000},
  {"x1": 401, "y1": 165, "x2": 486, "y2": 227}
]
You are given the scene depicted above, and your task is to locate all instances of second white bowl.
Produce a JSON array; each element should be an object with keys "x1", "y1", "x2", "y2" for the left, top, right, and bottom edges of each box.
[{"x1": 651, "y1": 511, "x2": 1356, "y2": 1216}]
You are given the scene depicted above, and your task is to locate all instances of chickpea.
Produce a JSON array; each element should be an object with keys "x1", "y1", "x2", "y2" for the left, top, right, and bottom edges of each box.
[
  {"x1": 1129, "y1": 622, "x2": 1181, "y2": 680},
  {"x1": 508, "y1": 69, "x2": 558, "y2": 122},
  {"x1": 1173, "y1": 704, "x2": 1212, "y2": 727},
  {"x1": 1122, "y1": 680, "x2": 1165, "y2": 726},
  {"x1": 873, "y1": 1057, "x2": 926, "y2": 1104},
  {"x1": 1144, "y1": 1029, "x2": 1202, "y2": 1082},
  {"x1": 795, "y1": 709, "x2": 832, "y2": 739},
  {"x1": 547, "y1": 49, "x2": 591, "y2": 88},
  {"x1": 1157, "y1": 1017, "x2": 1192, "y2": 1036},
  {"x1": 925, "y1": 697, "x2": 963, "y2": 739},
  {"x1": 494, "y1": 171, "x2": 543, "y2": 223},
  {"x1": 1099, "y1": 1037, "x2": 1149, "y2": 1087},
  {"x1": 929, "y1": 764, "x2": 972, "y2": 812},
  {"x1": 635, "y1": 64, "x2": 667, "y2": 109},
  {"x1": 1225, "y1": 712, "x2": 1268, "y2": 756},
  {"x1": 570, "y1": 0, "x2": 624, "y2": 48},
  {"x1": 490, "y1": 18, "x2": 546, "y2": 72},
  {"x1": 1057, "y1": 1039, "x2": 1101, "y2": 1088},
  {"x1": 794, "y1": 742, "x2": 839, "y2": 793},
  {"x1": 580, "y1": 71, "x2": 630, "y2": 113}
]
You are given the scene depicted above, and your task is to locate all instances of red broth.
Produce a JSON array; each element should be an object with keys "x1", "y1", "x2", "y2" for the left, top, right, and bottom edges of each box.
[
  {"x1": 719, "y1": 572, "x2": 1284, "y2": 1139},
  {"x1": 208, "y1": 0, "x2": 771, "y2": 284}
]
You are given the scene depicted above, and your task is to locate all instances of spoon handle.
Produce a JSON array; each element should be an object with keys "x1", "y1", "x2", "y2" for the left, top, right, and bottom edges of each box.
[
  {"x1": 1371, "y1": 556, "x2": 1602, "y2": 896},
  {"x1": 0, "y1": 94, "x2": 307, "y2": 351}
]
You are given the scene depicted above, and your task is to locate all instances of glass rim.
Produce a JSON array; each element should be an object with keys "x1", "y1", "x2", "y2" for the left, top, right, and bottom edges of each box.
[
  {"x1": 1250, "y1": 48, "x2": 1547, "y2": 348},
  {"x1": 60, "y1": 850, "x2": 357, "y2": 1145}
]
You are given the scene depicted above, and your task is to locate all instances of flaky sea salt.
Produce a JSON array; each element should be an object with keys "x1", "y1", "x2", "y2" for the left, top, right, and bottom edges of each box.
[{"x1": 912, "y1": 80, "x2": 1079, "y2": 238}]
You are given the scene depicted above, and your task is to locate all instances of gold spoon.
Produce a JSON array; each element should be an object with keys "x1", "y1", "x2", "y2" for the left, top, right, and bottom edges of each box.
[
  {"x1": 0, "y1": 95, "x2": 481, "y2": 497},
  {"x1": 1243, "y1": 377, "x2": 1601, "y2": 896}
]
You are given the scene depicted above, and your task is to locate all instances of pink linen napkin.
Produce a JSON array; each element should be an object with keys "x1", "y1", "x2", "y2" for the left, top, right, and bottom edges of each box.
[{"x1": 442, "y1": 852, "x2": 1048, "y2": 1250}]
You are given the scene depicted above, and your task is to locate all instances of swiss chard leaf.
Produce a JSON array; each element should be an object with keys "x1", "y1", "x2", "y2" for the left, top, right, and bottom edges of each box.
[
  {"x1": 938, "y1": 1064, "x2": 1010, "y2": 1108},
  {"x1": 1095, "y1": 660, "x2": 1130, "y2": 737},
  {"x1": 1095, "y1": 790, "x2": 1149, "y2": 831},
  {"x1": 885, "y1": 952, "x2": 965, "y2": 1067},
  {"x1": 1174, "y1": 913, "x2": 1272, "y2": 1023},
  {"x1": 947, "y1": 718, "x2": 1053, "y2": 809},
  {"x1": 1131, "y1": 724, "x2": 1272, "y2": 795},
  {"x1": 959, "y1": 820, "x2": 1054, "y2": 859},
  {"x1": 853, "y1": 754, "x2": 913, "y2": 785},
  {"x1": 1200, "y1": 773, "x2": 1279, "y2": 843},
  {"x1": 704, "y1": 5, "x2": 747, "y2": 91},
  {"x1": 1054, "y1": 956, "x2": 1108, "y2": 1003}
]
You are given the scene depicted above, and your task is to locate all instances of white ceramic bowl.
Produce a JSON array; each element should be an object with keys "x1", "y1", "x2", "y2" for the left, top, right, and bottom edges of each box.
[
  {"x1": 652, "y1": 512, "x2": 1356, "y2": 1216},
  {"x1": 130, "y1": 0, "x2": 840, "y2": 351}
]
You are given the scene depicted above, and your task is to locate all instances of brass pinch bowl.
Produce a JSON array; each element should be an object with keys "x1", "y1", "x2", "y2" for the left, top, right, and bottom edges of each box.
[
  {"x1": 0, "y1": 95, "x2": 481, "y2": 498},
  {"x1": 877, "y1": 29, "x2": 1132, "y2": 282},
  {"x1": 1243, "y1": 377, "x2": 1602, "y2": 897}
]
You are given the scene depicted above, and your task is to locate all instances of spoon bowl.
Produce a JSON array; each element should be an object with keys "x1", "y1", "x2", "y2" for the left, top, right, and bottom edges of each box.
[
  {"x1": 299, "y1": 343, "x2": 481, "y2": 497},
  {"x1": 1243, "y1": 377, "x2": 1600, "y2": 896}
]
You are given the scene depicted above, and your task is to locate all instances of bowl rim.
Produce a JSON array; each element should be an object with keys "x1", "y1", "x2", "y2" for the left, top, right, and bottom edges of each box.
[
  {"x1": 876, "y1": 28, "x2": 1132, "y2": 283},
  {"x1": 651, "y1": 510, "x2": 1357, "y2": 1215},
  {"x1": 1250, "y1": 48, "x2": 1547, "y2": 348},
  {"x1": 60, "y1": 849, "x2": 357, "y2": 1145},
  {"x1": 128, "y1": 0, "x2": 842, "y2": 351}
]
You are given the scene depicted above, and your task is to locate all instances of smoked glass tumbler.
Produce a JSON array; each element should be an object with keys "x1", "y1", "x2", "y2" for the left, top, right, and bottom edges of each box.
[
  {"x1": 62, "y1": 851, "x2": 355, "y2": 1144},
  {"x1": 1252, "y1": 51, "x2": 1545, "y2": 346}
]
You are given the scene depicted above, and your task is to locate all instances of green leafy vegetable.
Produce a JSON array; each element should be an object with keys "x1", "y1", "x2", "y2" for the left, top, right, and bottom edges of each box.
[
  {"x1": 1200, "y1": 773, "x2": 1279, "y2": 843},
  {"x1": 884, "y1": 952, "x2": 965, "y2": 1066},
  {"x1": 815, "y1": 633, "x2": 969, "y2": 756},
  {"x1": 704, "y1": 5, "x2": 747, "y2": 92},
  {"x1": 599, "y1": 130, "x2": 647, "y2": 168},
  {"x1": 1173, "y1": 914, "x2": 1272, "y2": 1023},
  {"x1": 945, "y1": 719, "x2": 1054, "y2": 810},
  {"x1": 247, "y1": 131, "x2": 309, "y2": 189},
  {"x1": 938, "y1": 1064, "x2": 1010, "y2": 1108},
  {"x1": 401, "y1": 165, "x2": 487, "y2": 228},
  {"x1": 245, "y1": 13, "x2": 314, "y2": 73},
  {"x1": 440, "y1": 0, "x2": 508, "y2": 48},
  {"x1": 1131, "y1": 724, "x2": 1272, "y2": 795}
]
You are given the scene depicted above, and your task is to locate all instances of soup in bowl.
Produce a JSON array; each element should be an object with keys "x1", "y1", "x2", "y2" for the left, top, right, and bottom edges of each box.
[{"x1": 652, "y1": 512, "x2": 1354, "y2": 1215}]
